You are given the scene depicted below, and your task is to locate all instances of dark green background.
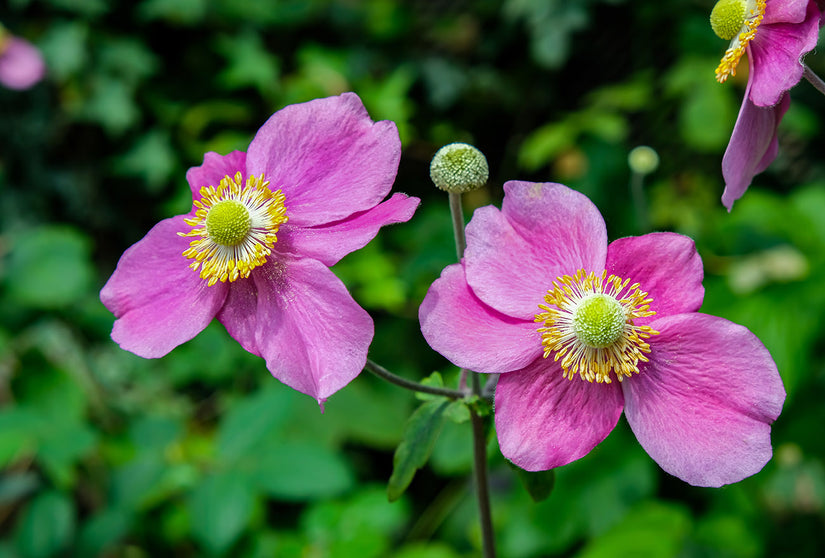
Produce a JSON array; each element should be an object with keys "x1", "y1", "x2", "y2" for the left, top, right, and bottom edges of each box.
[{"x1": 2, "y1": 0, "x2": 825, "y2": 556}]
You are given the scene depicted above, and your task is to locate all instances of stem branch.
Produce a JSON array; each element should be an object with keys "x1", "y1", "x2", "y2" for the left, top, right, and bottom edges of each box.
[
  {"x1": 803, "y1": 64, "x2": 825, "y2": 97},
  {"x1": 364, "y1": 359, "x2": 464, "y2": 399}
]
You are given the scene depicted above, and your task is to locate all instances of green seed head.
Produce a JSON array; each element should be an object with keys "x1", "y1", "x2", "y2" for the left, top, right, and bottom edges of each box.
[
  {"x1": 206, "y1": 200, "x2": 251, "y2": 246},
  {"x1": 429, "y1": 142, "x2": 489, "y2": 193},
  {"x1": 628, "y1": 146, "x2": 660, "y2": 175},
  {"x1": 573, "y1": 294, "x2": 626, "y2": 349},
  {"x1": 710, "y1": 0, "x2": 747, "y2": 41}
]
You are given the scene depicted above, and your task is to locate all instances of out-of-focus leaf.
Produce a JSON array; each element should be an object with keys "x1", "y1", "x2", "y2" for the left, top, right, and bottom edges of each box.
[
  {"x1": 5, "y1": 226, "x2": 94, "y2": 310},
  {"x1": 74, "y1": 76, "x2": 140, "y2": 135},
  {"x1": 518, "y1": 122, "x2": 576, "y2": 171},
  {"x1": 693, "y1": 513, "x2": 762, "y2": 558},
  {"x1": 112, "y1": 130, "x2": 176, "y2": 193},
  {"x1": 15, "y1": 491, "x2": 76, "y2": 558},
  {"x1": 76, "y1": 508, "x2": 132, "y2": 557},
  {"x1": 250, "y1": 442, "x2": 355, "y2": 501},
  {"x1": 216, "y1": 387, "x2": 293, "y2": 462},
  {"x1": 38, "y1": 21, "x2": 88, "y2": 80},
  {"x1": 388, "y1": 399, "x2": 450, "y2": 501},
  {"x1": 217, "y1": 32, "x2": 280, "y2": 96},
  {"x1": 43, "y1": 0, "x2": 107, "y2": 16},
  {"x1": 511, "y1": 465, "x2": 556, "y2": 503},
  {"x1": 188, "y1": 472, "x2": 256, "y2": 554},
  {"x1": 138, "y1": 0, "x2": 208, "y2": 24},
  {"x1": 302, "y1": 486, "x2": 409, "y2": 558},
  {"x1": 576, "y1": 501, "x2": 691, "y2": 558}
]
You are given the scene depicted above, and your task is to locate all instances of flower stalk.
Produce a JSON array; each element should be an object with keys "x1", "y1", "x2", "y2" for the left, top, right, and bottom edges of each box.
[
  {"x1": 364, "y1": 359, "x2": 465, "y2": 399},
  {"x1": 803, "y1": 64, "x2": 825, "y2": 98},
  {"x1": 448, "y1": 191, "x2": 496, "y2": 558}
]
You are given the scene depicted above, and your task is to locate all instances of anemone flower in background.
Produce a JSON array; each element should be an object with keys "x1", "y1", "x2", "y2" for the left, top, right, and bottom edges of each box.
[
  {"x1": 709, "y1": 0, "x2": 822, "y2": 210},
  {"x1": 420, "y1": 181, "x2": 785, "y2": 487},
  {"x1": 0, "y1": 25, "x2": 45, "y2": 90},
  {"x1": 101, "y1": 93, "x2": 420, "y2": 406}
]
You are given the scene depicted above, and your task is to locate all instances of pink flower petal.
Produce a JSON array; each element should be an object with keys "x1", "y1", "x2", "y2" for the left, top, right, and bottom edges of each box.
[
  {"x1": 0, "y1": 37, "x2": 45, "y2": 90},
  {"x1": 281, "y1": 193, "x2": 420, "y2": 266},
  {"x1": 100, "y1": 216, "x2": 228, "y2": 358},
  {"x1": 749, "y1": 2, "x2": 821, "y2": 107},
  {"x1": 622, "y1": 313, "x2": 785, "y2": 487},
  {"x1": 220, "y1": 256, "x2": 373, "y2": 403},
  {"x1": 721, "y1": 89, "x2": 789, "y2": 211},
  {"x1": 762, "y1": 0, "x2": 811, "y2": 26},
  {"x1": 245, "y1": 93, "x2": 401, "y2": 228},
  {"x1": 495, "y1": 358, "x2": 624, "y2": 471},
  {"x1": 605, "y1": 233, "x2": 704, "y2": 326},
  {"x1": 464, "y1": 181, "x2": 607, "y2": 320},
  {"x1": 215, "y1": 274, "x2": 262, "y2": 358},
  {"x1": 419, "y1": 263, "x2": 542, "y2": 374},
  {"x1": 185, "y1": 151, "x2": 247, "y2": 201}
]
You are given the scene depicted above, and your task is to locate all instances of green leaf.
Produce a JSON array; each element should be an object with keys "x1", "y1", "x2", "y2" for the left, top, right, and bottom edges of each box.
[
  {"x1": 511, "y1": 464, "x2": 556, "y2": 503},
  {"x1": 5, "y1": 226, "x2": 94, "y2": 310},
  {"x1": 15, "y1": 491, "x2": 76, "y2": 558},
  {"x1": 387, "y1": 399, "x2": 450, "y2": 501},
  {"x1": 414, "y1": 371, "x2": 445, "y2": 401},
  {"x1": 250, "y1": 442, "x2": 355, "y2": 501},
  {"x1": 77, "y1": 508, "x2": 132, "y2": 557},
  {"x1": 112, "y1": 130, "x2": 176, "y2": 193},
  {"x1": 216, "y1": 387, "x2": 293, "y2": 462},
  {"x1": 188, "y1": 472, "x2": 256, "y2": 554},
  {"x1": 444, "y1": 399, "x2": 470, "y2": 424},
  {"x1": 576, "y1": 501, "x2": 691, "y2": 558}
]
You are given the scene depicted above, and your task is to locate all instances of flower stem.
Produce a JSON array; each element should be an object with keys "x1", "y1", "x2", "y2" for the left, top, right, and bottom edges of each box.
[
  {"x1": 471, "y1": 408, "x2": 495, "y2": 558},
  {"x1": 364, "y1": 359, "x2": 465, "y2": 399},
  {"x1": 448, "y1": 194, "x2": 496, "y2": 557},
  {"x1": 803, "y1": 64, "x2": 825, "y2": 98},
  {"x1": 448, "y1": 192, "x2": 467, "y2": 260}
]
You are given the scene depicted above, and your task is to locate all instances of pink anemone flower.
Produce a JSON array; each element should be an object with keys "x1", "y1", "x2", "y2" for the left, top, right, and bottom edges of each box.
[
  {"x1": 0, "y1": 28, "x2": 45, "y2": 90},
  {"x1": 419, "y1": 181, "x2": 785, "y2": 487},
  {"x1": 101, "y1": 93, "x2": 419, "y2": 405},
  {"x1": 710, "y1": 0, "x2": 822, "y2": 210}
]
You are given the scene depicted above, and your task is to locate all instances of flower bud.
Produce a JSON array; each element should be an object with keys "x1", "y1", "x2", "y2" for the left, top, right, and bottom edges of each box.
[
  {"x1": 429, "y1": 143, "x2": 489, "y2": 193},
  {"x1": 627, "y1": 146, "x2": 659, "y2": 176}
]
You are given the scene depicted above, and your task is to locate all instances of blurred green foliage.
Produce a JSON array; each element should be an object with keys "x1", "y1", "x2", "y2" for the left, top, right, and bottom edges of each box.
[{"x1": 2, "y1": 0, "x2": 825, "y2": 556}]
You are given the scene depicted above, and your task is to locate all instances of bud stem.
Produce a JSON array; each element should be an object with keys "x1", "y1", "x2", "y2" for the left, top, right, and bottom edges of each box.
[
  {"x1": 803, "y1": 64, "x2": 825, "y2": 98},
  {"x1": 448, "y1": 192, "x2": 467, "y2": 260}
]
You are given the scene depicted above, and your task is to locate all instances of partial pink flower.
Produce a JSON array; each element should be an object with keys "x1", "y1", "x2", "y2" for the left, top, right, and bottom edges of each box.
[
  {"x1": 0, "y1": 30, "x2": 46, "y2": 90},
  {"x1": 101, "y1": 93, "x2": 420, "y2": 405},
  {"x1": 419, "y1": 181, "x2": 785, "y2": 487},
  {"x1": 711, "y1": 0, "x2": 821, "y2": 209}
]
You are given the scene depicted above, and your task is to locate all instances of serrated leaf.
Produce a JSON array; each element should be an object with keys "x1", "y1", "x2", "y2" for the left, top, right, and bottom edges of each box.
[
  {"x1": 387, "y1": 399, "x2": 450, "y2": 501},
  {"x1": 512, "y1": 464, "x2": 556, "y2": 503},
  {"x1": 444, "y1": 400, "x2": 470, "y2": 424}
]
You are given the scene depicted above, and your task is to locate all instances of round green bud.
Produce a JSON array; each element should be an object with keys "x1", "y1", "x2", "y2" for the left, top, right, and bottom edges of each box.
[
  {"x1": 573, "y1": 294, "x2": 626, "y2": 349},
  {"x1": 429, "y1": 142, "x2": 489, "y2": 193},
  {"x1": 628, "y1": 146, "x2": 660, "y2": 176},
  {"x1": 206, "y1": 200, "x2": 251, "y2": 246},
  {"x1": 710, "y1": 0, "x2": 746, "y2": 41}
]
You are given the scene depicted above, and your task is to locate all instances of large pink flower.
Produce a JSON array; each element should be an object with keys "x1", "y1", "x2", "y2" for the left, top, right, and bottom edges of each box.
[
  {"x1": 712, "y1": 0, "x2": 821, "y2": 210},
  {"x1": 419, "y1": 181, "x2": 785, "y2": 487},
  {"x1": 101, "y1": 93, "x2": 419, "y2": 404},
  {"x1": 0, "y1": 30, "x2": 45, "y2": 90}
]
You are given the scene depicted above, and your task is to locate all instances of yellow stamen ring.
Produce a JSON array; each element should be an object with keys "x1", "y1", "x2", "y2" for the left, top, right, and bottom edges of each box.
[
  {"x1": 535, "y1": 269, "x2": 660, "y2": 384},
  {"x1": 713, "y1": 0, "x2": 766, "y2": 83},
  {"x1": 178, "y1": 171, "x2": 288, "y2": 287}
]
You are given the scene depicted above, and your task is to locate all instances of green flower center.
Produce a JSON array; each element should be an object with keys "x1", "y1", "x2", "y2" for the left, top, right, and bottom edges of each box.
[
  {"x1": 710, "y1": 0, "x2": 747, "y2": 41},
  {"x1": 205, "y1": 200, "x2": 252, "y2": 246},
  {"x1": 572, "y1": 294, "x2": 626, "y2": 349}
]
